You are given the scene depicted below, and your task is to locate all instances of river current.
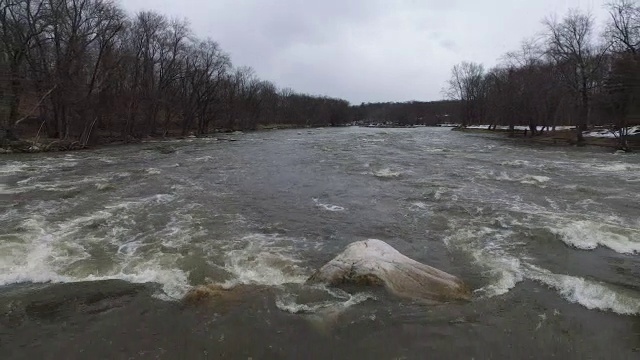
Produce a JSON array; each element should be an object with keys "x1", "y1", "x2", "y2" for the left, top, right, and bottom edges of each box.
[{"x1": 1, "y1": 127, "x2": 639, "y2": 358}]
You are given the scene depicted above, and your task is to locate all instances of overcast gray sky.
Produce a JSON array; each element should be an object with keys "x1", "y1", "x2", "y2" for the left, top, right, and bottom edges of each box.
[{"x1": 120, "y1": 0, "x2": 609, "y2": 104}]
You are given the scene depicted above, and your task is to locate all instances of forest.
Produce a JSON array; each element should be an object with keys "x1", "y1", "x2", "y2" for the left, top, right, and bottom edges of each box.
[
  {"x1": 0, "y1": 0, "x2": 351, "y2": 146},
  {"x1": 351, "y1": 100, "x2": 461, "y2": 127},
  {"x1": 442, "y1": 0, "x2": 640, "y2": 150},
  {"x1": 3, "y1": 1, "x2": 640, "y2": 151}
]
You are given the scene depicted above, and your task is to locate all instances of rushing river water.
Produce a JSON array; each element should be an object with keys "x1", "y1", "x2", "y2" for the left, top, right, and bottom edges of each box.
[{"x1": 1, "y1": 127, "x2": 640, "y2": 359}]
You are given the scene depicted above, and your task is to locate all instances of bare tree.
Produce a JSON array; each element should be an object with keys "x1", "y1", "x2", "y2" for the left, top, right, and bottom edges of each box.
[
  {"x1": 544, "y1": 10, "x2": 610, "y2": 144},
  {"x1": 606, "y1": 0, "x2": 640, "y2": 54},
  {"x1": 1, "y1": 0, "x2": 354, "y2": 149},
  {"x1": 444, "y1": 61, "x2": 487, "y2": 126},
  {"x1": 0, "y1": 0, "x2": 47, "y2": 129}
]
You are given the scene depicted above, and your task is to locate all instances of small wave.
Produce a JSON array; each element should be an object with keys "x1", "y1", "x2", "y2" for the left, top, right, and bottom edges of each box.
[
  {"x1": 520, "y1": 175, "x2": 550, "y2": 185},
  {"x1": 409, "y1": 201, "x2": 429, "y2": 210},
  {"x1": 276, "y1": 288, "x2": 374, "y2": 314},
  {"x1": 586, "y1": 163, "x2": 639, "y2": 172},
  {"x1": 193, "y1": 156, "x2": 214, "y2": 162},
  {"x1": 146, "y1": 168, "x2": 161, "y2": 175},
  {"x1": 480, "y1": 170, "x2": 550, "y2": 187},
  {"x1": 526, "y1": 265, "x2": 640, "y2": 315},
  {"x1": 0, "y1": 198, "x2": 190, "y2": 300},
  {"x1": 85, "y1": 267, "x2": 190, "y2": 300},
  {"x1": 313, "y1": 198, "x2": 346, "y2": 212},
  {"x1": 0, "y1": 183, "x2": 17, "y2": 195},
  {"x1": 549, "y1": 220, "x2": 640, "y2": 254},
  {"x1": 95, "y1": 183, "x2": 114, "y2": 191},
  {"x1": 500, "y1": 160, "x2": 530, "y2": 168},
  {"x1": 221, "y1": 234, "x2": 311, "y2": 287},
  {"x1": 104, "y1": 194, "x2": 175, "y2": 211},
  {"x1": 372, "y1": 168, "x2": 404, "y2": 178},
  {"x1": 0, "y1": 182, "x2": 78, "y2": 195},
  {"x1": 473, "y1": 255, "x2": 524, "y2": 298},
  {"x1": 445, "y1": 227, "x2": 525, "y2": 298},
  {"x1": 0, "y1": 161, "x2": 29, "y2": 175},
  {"x1": 444, "y1": 224, "x2": 640, "y2": 315}
]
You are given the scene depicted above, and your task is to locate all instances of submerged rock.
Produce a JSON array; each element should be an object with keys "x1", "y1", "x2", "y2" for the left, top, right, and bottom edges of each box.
[
  {"x1": 183, "y1": 284, "x2": 268, "y2": 308},
  {"x1": 306, "y1": 239, "x2": 470, "y2": 303}
]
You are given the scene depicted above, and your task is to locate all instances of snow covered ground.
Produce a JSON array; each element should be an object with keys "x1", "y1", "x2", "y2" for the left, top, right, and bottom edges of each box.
[
  {"x1": 449, "y1": 124, "x2": 640, "y2": 137},
  {"x1": 464, "y1": 125, "x2": 574, "y2": 131},
  {"x1": 583, "y1": 125, "x2": 640, "y2": 138}
]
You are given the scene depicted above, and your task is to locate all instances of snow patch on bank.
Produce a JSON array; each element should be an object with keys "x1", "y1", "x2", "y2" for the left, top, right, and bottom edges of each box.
[{"x1": 583, "y1": 125, "x2": 640, "y2": 138}]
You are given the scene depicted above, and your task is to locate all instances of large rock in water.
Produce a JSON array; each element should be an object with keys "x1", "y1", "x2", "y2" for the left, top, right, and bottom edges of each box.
[{"x1": 307, "y1": 239, "x2": 471, "y2": 303}]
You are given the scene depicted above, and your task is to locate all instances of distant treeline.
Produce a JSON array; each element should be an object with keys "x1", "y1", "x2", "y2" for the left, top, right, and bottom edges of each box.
[
  {"x1": 350, "y1": 100, "x2": 461, "y2": 126},
  {"x1": 443, "y1": 0, "x2": 640, "y2": 148},
  {"x1": 0, "y1": 0, "x2": 351, "y2": 144}
]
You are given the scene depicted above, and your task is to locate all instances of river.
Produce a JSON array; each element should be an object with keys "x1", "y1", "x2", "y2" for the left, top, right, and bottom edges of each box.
[{"x1": 1, "y1": 127, "x2": 639, "y2": 359}]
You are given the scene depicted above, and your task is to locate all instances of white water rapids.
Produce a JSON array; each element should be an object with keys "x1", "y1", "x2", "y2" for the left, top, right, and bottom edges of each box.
[{"x1": 1, "y1": 127, "x2": 639, "y2": 317}]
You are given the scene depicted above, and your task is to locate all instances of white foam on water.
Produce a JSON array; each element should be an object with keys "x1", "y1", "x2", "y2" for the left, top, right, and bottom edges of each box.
[
  {"x1": 104, "y1": 194, "x2": 175, "y2": 211},
  {"x1": 445, "y1": 222, "x2": 640, "y2": 315},
  {"x1": 520, "y1": 175, "x2": 551, "y2": 185},
  {"x1": 0, "y1": 217, "x2": 86, "y2": 286},
  {"x1": 473, "y1": 255, "x2": 524, "y2": 298},
  {"x1": 409, "y1": 201, "x2": 429, "y2": 210},
  {"x1": 0, "y1": 183, "x2": 17, "y2": 195},
  {"x1": 146, "y1": 168, "x2": 161, "y2": 175},
  {"x1": 95, "y1": 183, "x2": 112, "y2": 190},
  {"x1": 16, "y1": 176, "x2": 37, "y2": 185},
  {"x1": 1, "y1": 173, "x2": 114, "y2": 194},
  {"x1": 221, "y1": 234, "x2": 311, "y2": 287},
  {"x1": 312, "y1": 198, "x2": 346, "y2": 212},
  {"x1": 372, "y1": 168, "x2": 404, "y2": 178},
  {"x1": 500, "y1": 160, "x2": 531, "y2": 168},
  {"x1": 0, "y1": 182, "x2": 79, "y2": 195},
  {"x1": 275, "y1": 289, "x2": 374, "y2": 314},
  {"x1": 549, "y1": 220, "x2": 640, "y2": 254},
  {"x1": 193, "y1": 155, "x2": 214, "y2": 162},
  {"x1": 479, "y1": 170, "x2": 551, "y2": 188},
  {"x1": 0, "y1": 195, "x2": 191, "y2": 300},
  {"x1": 423, "y1": 147, "x2": 449, "y2": 153},
  {"x1": 444, "y1": 227, "x2": 525, "y2": 298},
  {"x1": 583, "y1": 162, "x2": 640, "y2": 173},
  {"x1": 596, "y1": 164, "x2": 632, "y2": 171},
  {"x1": 0, "y1": 161, "x2": 29, "y2": 174},
  {"x1": 84, "y1": 265, "x2": 191, "y2": 300},
  {"x1": 0, "y1": 233, "x2": 191, "y2": 299},
  {"x1": 526, "y1": 265, "x2": 640, "y2": 315}
]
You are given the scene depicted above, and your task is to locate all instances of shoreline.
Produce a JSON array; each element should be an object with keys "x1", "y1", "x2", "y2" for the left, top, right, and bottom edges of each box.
[
  {"x1": 0, "y1": 124, "x2": 320, "y2": 155},
  {"x1": 452, "y1": 127, "x2": 640, "y2": 152},
  {"x1": 3, "y1": 125, "x2": 638, "y2": 155}
]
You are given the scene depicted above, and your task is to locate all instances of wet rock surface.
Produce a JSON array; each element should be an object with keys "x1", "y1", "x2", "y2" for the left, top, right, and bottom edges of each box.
[{"x1": 307, "y1": 239, "x2": 471, "y2": 303}]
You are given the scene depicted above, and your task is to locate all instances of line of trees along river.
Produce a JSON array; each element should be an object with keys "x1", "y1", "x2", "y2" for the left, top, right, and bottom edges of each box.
[
  {"x1": 4, "y1": 1, "x2": 640, "y2": 149},
  {"x1": 443, "y1": 0, "x2": 640, "y2": 149},
  {"x1": 0, "y1": 0, "x2": 351, "y2": 144}
]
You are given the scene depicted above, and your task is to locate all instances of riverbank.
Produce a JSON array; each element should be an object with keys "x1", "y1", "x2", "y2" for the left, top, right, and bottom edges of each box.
[
  {"x1": 0, "y1": 124, "x2": 320, "y2": 154},
  {"x1": 453, "y1": 127, "x2": 640, "y2": 151}
]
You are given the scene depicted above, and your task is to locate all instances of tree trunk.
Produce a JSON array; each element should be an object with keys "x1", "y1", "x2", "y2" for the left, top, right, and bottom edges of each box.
[
  {"x1": 8, "y1": 61, "x2": 22, "y2": 129},
  {"x1": 577, "y1": 86, "x2": 588, "y2": 145}
]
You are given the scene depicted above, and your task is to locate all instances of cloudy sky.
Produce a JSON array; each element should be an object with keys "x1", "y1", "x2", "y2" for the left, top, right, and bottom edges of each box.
[{"x1": 120, "y1": 0, "x2": 609, "y2": 104}]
